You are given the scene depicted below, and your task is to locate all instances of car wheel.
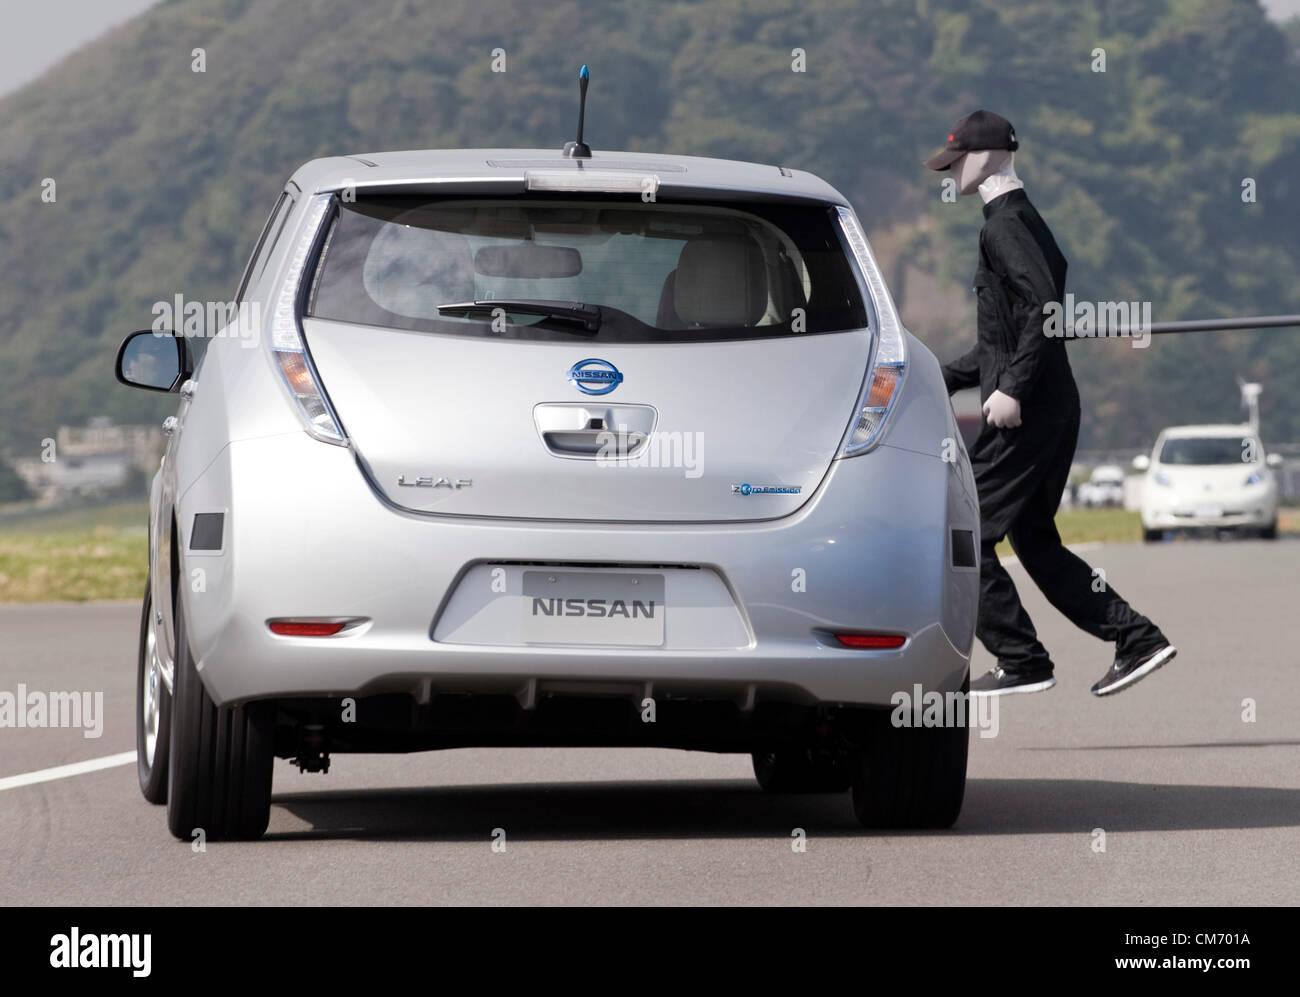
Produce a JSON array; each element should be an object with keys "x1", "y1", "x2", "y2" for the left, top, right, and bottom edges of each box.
[
  {"x1": 136, "y1": 580, "x2": 171, "y2": 804},
  {"x1": 850, "y1": 674, "x2": 969, "y2": 829},
  {"x1": 1142, "y1": 528, "x2": 1162, "y2": 543},
  {"x1": 166, "y1": 600, "x2": 274, "y2": 841},
  {"x1": 752, "y1": 748, "x2": 852, "y2": 793},
  {"x1": 1260, "y1": 521, "x2": 1277, "y2": 540}
]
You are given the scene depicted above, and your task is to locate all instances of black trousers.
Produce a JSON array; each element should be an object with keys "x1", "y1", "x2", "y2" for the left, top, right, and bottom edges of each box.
[{"x1": 970, "y1": 398, "x2": 1166, "y2": 674}]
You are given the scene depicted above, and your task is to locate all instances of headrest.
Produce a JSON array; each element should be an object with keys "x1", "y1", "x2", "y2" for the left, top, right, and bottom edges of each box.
[{"x1": 673, "y1": 235, "x2": 767, "y2": 327}]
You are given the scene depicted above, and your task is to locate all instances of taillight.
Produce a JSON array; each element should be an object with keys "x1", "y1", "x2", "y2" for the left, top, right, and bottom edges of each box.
[
  {"x1": 836, "y1": 206, "x2": 907, "y2": 455},
  {"x1": 268, "y1": 194, "x2": 346, "y2": 445},
  {"x1": 836, "y1": 633, "x2": 906, "y2": 649}
]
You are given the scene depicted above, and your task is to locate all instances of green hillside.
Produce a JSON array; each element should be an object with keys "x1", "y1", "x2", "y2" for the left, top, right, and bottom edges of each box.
[{"x1": 1, "y1": 0, "x2": 1297, "y2": 452}]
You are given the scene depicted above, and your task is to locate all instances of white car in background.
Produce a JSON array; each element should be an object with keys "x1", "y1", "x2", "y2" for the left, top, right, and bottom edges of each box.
[
  {"x1": 1135, "y1": 424, "x2": 1281, "y2": 541},
  {"x1": 1076, "y1": 464, "x2": 1126, "y2": 508}
]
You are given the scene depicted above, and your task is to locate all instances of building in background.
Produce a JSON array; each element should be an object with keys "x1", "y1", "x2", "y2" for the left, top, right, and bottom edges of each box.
[{"x1": 8, "y1": 416, "x2": 162, "y2": 505}]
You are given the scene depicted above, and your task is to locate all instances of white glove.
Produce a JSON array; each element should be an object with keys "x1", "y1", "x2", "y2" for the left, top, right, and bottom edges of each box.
[{"x1": 983, "y1": 389, "x2": 1022, "y2": 429}]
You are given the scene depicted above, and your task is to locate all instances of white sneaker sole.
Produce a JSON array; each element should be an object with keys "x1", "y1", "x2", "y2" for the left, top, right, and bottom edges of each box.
[
  {"x1": 970, "y1": 676, "x2": 1057, "y2": 697},
  {"x1": 1093, "y1": 645, "x2": 1177, "y2": 697}
]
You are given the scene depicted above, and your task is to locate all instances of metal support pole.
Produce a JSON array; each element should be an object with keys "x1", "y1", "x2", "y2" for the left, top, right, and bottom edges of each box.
[{"x1": 1078, "y1": 314, "x2": 1300, "y2": 337}]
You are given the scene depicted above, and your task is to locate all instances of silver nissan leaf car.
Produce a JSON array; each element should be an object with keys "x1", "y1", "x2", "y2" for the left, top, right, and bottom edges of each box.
[{"x1": 116, "y1": 145, "x2": 979, "y2": 840}]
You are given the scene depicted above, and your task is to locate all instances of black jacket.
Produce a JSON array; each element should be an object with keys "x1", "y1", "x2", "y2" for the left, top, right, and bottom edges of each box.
[{"x1": 941, "y1": 189, "x2": 1073, "y2": 408}]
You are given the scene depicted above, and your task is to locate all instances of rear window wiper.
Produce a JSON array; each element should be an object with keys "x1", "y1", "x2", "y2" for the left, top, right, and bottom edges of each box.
[{"x1": 436, "y1": 299, "x2": 601, "y2": 334}]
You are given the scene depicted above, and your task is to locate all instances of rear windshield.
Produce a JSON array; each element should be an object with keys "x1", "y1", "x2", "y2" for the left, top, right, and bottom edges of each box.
[
  {"x1": 1159, "y1": 436, "x2": 1255, "y2": 465},
  {"x1": 305, "y1": 196, "x2": 869, "y2": 342}
]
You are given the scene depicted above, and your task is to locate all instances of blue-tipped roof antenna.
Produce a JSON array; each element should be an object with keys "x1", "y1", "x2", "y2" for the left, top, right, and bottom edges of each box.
[{"x1": 563, "y1": 64, "x2": 592, "y2": 158}]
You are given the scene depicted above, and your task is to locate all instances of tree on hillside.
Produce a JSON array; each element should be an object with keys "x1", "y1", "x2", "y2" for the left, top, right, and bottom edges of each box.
[{"x1": 0, "y1": 459, "x2": 33, "y2": 503}]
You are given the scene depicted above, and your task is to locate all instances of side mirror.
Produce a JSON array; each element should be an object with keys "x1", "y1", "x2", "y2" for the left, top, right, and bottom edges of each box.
[
  {"x1": 1132, "y1": 454, "x2": 1151, "y2": 472},
  {"x1": 115, "y1": 330, "x2": 189, "y2": 392},
  {"x1": 1265, "y1": 452, "x2": 1283, "y2": 469}
]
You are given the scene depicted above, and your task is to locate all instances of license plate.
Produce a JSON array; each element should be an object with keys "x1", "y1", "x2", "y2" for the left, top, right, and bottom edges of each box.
[
  {"x1": 521, "y1": 571, "x2": 665, "y2": 646},
  {"x1": 1194, "y1": 505, "x2": 1223, "y2": 518}
]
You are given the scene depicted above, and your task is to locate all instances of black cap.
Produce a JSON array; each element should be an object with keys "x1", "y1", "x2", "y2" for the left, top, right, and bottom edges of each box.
[{"x1": 923, "y1": 109, "x2": 1018, "y2": 171}]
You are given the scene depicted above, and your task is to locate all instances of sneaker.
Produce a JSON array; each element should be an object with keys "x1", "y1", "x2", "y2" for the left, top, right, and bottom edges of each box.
[
  {"x1": 970, "y1": 665, "x2": 1056, "y2": 697},
  {"x1": 1091, "y1": 644, "x2": 1177, "y2": 697}
]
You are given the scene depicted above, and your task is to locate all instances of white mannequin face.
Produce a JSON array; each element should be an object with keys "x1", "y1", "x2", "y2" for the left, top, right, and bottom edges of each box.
[{"x1": 953, "y1": 149, "x2": 1011, "y2": 195}]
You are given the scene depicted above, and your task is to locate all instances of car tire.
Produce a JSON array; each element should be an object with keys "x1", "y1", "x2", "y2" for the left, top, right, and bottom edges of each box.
[
  {"x1": 166, "y1": 601, "x2": 275, "y2": 841},
  {"x1": 1260, "y1": 521, "x2": 1277, "y2": 540},
  {"x1": 136, "y1": 580, "x2": 171, "y2": 804},
  {"x1": 851, "y1": 674, "x2": 969, "y2": 829},
  {"x1": 752, "y1": 748, "x2": 852, "y2": 793},
  {"x1": 1142, "y1": 528, "x2": 1162, "y2": 543}
]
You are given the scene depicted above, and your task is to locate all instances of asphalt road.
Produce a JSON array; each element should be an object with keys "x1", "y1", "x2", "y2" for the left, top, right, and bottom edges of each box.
[{"x1": 1, "y1": 539, "x2": 1296, "y2": 906}]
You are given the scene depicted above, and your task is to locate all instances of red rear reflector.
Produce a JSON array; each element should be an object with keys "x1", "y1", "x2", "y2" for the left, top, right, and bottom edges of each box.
[
  {"x1": 836, "y1": 633, "x2": 906, "y2": 649},
  {"x1": 269, "y1": 621, "x2": 347, "y2": 637}
]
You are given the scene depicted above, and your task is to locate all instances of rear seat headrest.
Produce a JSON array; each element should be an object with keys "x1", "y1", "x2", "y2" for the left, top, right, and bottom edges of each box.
[{"x1": 673, "y1": 235, "x2": 767, "y2": 327}]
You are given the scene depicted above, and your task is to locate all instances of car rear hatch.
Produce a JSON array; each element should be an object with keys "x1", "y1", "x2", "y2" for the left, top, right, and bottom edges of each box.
[
  {"x1": 298, "y1": 192, "x2": 874, "y2": 523},
  {"x1": 302, "y1": 320, "x2": 868, "y2": 522}
]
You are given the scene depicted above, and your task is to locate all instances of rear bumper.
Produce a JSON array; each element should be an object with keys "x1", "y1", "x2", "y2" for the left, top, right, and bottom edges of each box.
[{"x1": 178, "y1": 429, "x2": 978, "y2": 710}]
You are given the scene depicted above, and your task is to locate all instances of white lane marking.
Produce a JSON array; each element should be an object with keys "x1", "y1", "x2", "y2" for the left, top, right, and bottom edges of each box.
[
  {"x1": 1000, "y1": 541, "x2": 1102, "y2": 567},
  {"x1": 0, "y1": 751, "x2": 136, "y2": 792}
]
